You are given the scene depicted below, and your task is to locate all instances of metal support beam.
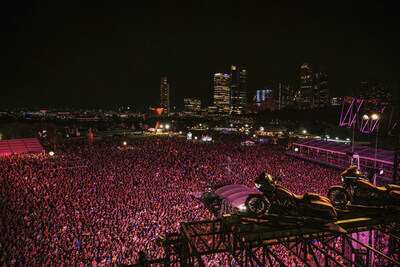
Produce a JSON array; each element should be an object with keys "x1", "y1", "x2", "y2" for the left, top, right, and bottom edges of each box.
[
  {"x1": 180, "y1": 224, "x2": 205, "y2": 267},
  {"x1": 156, "y1": 211, "x2": 400, "y2": 266},
  {"x1": 346, "y1": 234, "x2": 400, "y2": 266}
]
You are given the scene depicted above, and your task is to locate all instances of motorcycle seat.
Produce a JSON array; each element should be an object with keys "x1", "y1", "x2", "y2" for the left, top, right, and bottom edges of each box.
[
  {"x1": 358, "y1": 180, "x2": 387, "y2": 192},
  {"x1": 303, "y1": 192, "x2": 323, "y2": 201},
  {"x1": 386, "y1": 184, "x2": 400, "y2": 190}
]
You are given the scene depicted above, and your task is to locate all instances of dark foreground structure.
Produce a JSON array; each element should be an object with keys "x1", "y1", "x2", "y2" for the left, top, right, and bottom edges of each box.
[{"x1": 153, "y1": 205, "x2": 400, "y2": 266}]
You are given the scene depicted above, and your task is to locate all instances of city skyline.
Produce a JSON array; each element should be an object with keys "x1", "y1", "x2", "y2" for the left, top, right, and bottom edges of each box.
[{"x1": 1, "y1": 1, "x2": 399, "y2": 110}]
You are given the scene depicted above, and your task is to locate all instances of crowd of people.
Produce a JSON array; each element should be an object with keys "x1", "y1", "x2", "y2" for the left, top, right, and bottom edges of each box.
[{"x1": 0, "y1": 134, "x2": 395, "y2": 266}]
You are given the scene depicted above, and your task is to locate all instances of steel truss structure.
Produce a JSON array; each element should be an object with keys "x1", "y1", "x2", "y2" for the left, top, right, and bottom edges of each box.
[
  {"x1": 339, "y1": 96, "x2": 397, "y2": 136},
  {"x1": 148, "y1": 209, "x2": 400, "y2": 266}
]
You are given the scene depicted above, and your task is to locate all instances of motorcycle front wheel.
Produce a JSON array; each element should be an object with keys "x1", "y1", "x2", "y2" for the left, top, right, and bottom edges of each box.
[
  {"x1": 245, "y1": 194, "x2": 269, "y2": 216},
  {"x1": 327, "y1": 187, "x2": 350, "y2": 208}
]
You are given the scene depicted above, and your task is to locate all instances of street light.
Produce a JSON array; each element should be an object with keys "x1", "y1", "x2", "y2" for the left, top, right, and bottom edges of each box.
[
  {"x1": 165, "y1": 124, "x2": 170, "y2": 130},
  {"x1": 303, "y1": 130, "x2": 307, "y2": 134},
  {"x1": 49, "y1": 151, "x2": 55, "y2": 156},
  {"x1": 373, "y1": 114, "x2": 380, "y2": 172},
  {"x1": 363, "y1": 113, "x2": 380, "y2": 184},
  {"x1": 123, "y1": 141, "x2": 127, "y2": 146}
]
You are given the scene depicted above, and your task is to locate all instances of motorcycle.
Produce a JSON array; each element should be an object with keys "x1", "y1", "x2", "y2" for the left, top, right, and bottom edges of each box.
[
  {"x1": 327, "y1": 165, "x2": 400, "y2": 208},
  {"x1": 245, "y1": 171, "x2": 337, "y2": 220}
]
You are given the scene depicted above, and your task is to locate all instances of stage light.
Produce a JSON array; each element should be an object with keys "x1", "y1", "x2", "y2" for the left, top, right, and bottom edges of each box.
[{"x1": 49, "y1": 151, "x2": 54, "y2": 156}]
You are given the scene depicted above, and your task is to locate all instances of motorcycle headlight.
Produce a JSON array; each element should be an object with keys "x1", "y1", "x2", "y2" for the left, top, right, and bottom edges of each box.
[
  {"x1": 255, "y1": 183, "x2": 261, "y2": 189},
  {"x1": 238, "y1": 204, "x2": 247, "y2": 211}
]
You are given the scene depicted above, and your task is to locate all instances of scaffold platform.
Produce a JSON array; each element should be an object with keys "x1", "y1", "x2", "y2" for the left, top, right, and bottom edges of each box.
[{"x1": 144, "y1": 206, "x2": 400, "y2": 267}]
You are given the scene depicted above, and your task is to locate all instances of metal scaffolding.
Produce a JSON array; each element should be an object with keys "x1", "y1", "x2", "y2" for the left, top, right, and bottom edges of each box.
[{"x1": 148, "y1": 208, "x2": 400, "y2": 266}]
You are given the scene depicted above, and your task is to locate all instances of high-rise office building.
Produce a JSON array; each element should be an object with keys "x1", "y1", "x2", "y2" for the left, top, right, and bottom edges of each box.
[
  {"x1": 299, "y1": 63, "x2": 313, "y2": 109},
  {"x1": 359, "y1": 80, "x2": 392, "y2": 102},
  {"x1": 213, "y1": 73, "x2": 231, "y2": 113},
  {"x1": 255, "y1": 89, "x2": 276, "y2": 111},
  {"x1": 330, "y1": 97, "x2": 342, "y2": 106},
  {"x1": 277, "y1": 83, "x2": 294, "y2": 109},
  {"x1": 184, "y1": 98, "x2": 201, "y2": 112},
  {"x1": 255, "y1": 89, "x2": 273, "y2": 106},
  {"x1": 230, "y1": 65, "x2": 248, "y2": 114},
  {"x1": 313, "y1": 71, "x2": 330, "y2": 107},
  {"x1": 299, "y1": 63, "x2": 329, "y2": 109},
  {"x1": 160, "y1": 77, "x2": 170, "y2": 114}
]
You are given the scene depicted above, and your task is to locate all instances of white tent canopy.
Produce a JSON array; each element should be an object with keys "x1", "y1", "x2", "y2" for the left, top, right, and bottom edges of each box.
[{"x1": 215, "y1": 184, "x2": 261, "y2": 208}]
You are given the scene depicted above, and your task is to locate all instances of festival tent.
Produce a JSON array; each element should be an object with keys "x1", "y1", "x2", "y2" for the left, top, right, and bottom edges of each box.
[
  {"x1": 0, "y1": 138, "x2": 44, "y2": 156},
  {"x1": 215, "y1": 184, "x2": 261, "y2": 208}
]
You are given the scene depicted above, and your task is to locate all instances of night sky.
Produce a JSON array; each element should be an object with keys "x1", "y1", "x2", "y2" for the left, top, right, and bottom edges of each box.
[{"x1": 1, "y1": 0, "x2": 399, "y2": 111}]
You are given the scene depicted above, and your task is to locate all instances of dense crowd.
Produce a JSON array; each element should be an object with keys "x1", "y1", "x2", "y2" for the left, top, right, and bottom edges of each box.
[{"x1": 0, "y1": 135, "x2": 395, "y2": 266}]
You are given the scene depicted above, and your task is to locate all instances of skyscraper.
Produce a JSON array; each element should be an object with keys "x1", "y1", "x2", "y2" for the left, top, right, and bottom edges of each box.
[
  {"x1": 298, "y1": 63, "x2": 329, "y2": 109},
  {"x1": 230, "y1": 65, "x2": 248, "y2": 114},
  {"x1": 255, "y1": 89, "x2": 273, "y2": 107},
  {"x1": 299, "y1": 63, "x2": 313, "y2": 109},
  {"x1": 160, "y1": 77, "x2": 170, "y2": 114},
  {"x1": 313, "y1": 71, "x2": 330, "y2": 107},
  {"x1": 255, "y1": 89, "x2": 276, "y2": 111},
  {"x1": 184, "y1": 98, "x2": 201, "y2": 112},
  {"x1": 277, "y1": 83, "x2": 294, "y2": 109},
  {"x1": 213, "y1": 73, "x2": 231, "y2": 113}
]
